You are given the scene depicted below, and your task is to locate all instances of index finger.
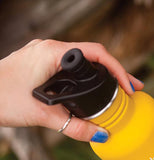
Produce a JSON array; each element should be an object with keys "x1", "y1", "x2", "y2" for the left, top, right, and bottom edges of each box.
[{"x1": 68, "y1": 42, "x2": 134, "y2": 95}]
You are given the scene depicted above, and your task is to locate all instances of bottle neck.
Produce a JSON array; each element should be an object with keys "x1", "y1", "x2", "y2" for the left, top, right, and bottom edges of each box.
[{"x1": 90, "y1": 86, "x2": 134, "y2": 129}]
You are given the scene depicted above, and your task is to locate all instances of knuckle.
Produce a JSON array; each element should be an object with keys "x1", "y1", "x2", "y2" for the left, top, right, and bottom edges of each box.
[
  {"x1": 10, "y1": 50, "x2": 17, "y2": 55},
  {"x1": 38, "y1": 39, "x2": 67, "y2": 50},
  {"x1": 28, "y1": 39, "x2": 42, "y2": 45},
  {"x1": 38, "y1": 39, "x2": 56, "y2": 48},
  {"x1": 94, "y1": 43, "x2": 105, "y2": 50},
  {"x1": 31, "y1": 39, "x2": 42, "y2": 43},
  {"x1": 34, "y1": 107, "x2": 49, "y2": 126},
  {"x1": 93, "y1": 43, "x2": 108, "y2": 56}
]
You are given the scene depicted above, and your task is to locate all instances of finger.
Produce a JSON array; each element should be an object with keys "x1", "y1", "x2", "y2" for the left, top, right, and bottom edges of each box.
[
  {"x1": 69, "y1": 42, "x2": 134, "y2": 95},
  {"x1": 127, "y1": 73, "x2": 144, "y2": 91},
  {"x1": 39, "y1": 104, "x2": 108, "y2": 143},
  {"x1": 63, "y1": 116, "x2": 109, "y2": 143},
  {"x1": 34, "y1": 40, "x2": 134, "y2": 95}
]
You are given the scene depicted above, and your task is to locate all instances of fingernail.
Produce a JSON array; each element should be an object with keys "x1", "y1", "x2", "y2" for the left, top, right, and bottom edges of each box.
[
  {"x1": 138, "y1": 79, "x2": 144, "y2": 84},
  {"x1": 130, "y1": 82, "x2": 135, "y2": 92},
  {"x1": 91, "y1": 131, "x2": 108, "y2": 143}
]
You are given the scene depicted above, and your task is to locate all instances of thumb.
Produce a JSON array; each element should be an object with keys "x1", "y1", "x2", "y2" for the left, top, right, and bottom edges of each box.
[{"x1": 62, "y1": 116, "x2": 109, "y2": 143}]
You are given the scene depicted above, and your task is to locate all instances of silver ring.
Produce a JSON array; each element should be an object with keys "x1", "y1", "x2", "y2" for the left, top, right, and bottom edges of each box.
[{"x1": 58, "y1": 113, "x2": 72, "y2": 133}]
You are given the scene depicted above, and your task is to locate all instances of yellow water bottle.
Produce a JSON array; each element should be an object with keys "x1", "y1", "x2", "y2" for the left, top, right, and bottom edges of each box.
[
  {"x1": 33, "y1": 48, "x2": 154, "y2": 160},
  {"x1": 90, "y1": 86, "x2": 154, "y2": 160}
]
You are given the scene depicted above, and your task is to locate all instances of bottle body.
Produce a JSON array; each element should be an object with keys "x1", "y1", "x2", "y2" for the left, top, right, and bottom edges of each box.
[{"x1": 90, "y1": 87, "x2": 154, "y2": 160}]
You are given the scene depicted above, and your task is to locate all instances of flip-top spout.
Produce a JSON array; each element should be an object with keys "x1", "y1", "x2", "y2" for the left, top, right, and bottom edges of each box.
[
  {"x1": 33, "y1": 48, "x2": 117, "y2": 119},
  {"x1": 61, "y1": 48, "x2": 96, "y2": 80}
]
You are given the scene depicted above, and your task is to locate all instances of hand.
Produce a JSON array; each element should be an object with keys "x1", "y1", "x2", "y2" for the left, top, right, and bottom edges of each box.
[{"x1": 0, "y1": 39, "x2": 144, "y2": 143}]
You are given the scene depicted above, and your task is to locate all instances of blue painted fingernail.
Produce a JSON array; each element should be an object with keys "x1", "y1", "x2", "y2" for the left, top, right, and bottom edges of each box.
[
  {"x1": 91, "y1": 131, "x2": 108, "y2": 143},
  {"x1": 138, "y1": 79, "x2": 144, "y2": 84},
  {"x1": 130, "y1": 82, "x2": 135, "y2": 92}
]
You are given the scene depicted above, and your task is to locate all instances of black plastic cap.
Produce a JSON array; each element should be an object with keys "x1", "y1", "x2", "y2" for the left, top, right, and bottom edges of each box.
[{"x1": 33, "y1": 48, "x2": 117, "y2": 119}]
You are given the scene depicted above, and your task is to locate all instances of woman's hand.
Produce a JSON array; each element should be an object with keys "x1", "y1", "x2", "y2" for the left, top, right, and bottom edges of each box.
[{"x1": 0, "y1": 39, "x2": 144, "y2": 143}]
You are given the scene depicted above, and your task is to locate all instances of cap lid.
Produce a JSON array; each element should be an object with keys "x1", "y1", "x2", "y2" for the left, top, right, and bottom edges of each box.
[{"x1": 33, "y1": 48, "x2": 117, "y2": 119}]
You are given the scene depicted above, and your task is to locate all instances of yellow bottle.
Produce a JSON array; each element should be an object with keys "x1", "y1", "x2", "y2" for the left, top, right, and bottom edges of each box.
[
  {"x1": 33, "y1": 48, "x2": 154, "y2": 160},
  {"x1": 90, "y1": 86, "x2": 154, "y2": 160}
]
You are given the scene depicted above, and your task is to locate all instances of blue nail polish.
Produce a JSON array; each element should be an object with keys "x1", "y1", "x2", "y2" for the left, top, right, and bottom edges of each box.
[
  {"x1": 138, "y1": 79, "x2": 144, "y2": 84},
  {"x1": 130, "y1": 82, "x2": 135, "y2": 92},
  {"x1": 91, "y1": 131, "x2": 108, "y2": 143}
]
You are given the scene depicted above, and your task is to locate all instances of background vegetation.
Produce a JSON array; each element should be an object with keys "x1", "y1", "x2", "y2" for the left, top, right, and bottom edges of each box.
[{"x1": 0, "y1": 0, "x2": 153, "y2": 160}]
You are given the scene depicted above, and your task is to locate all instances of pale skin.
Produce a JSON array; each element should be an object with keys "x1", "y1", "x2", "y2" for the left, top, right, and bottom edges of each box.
[{"x1": 0, "y1": 39, "x2": 144, "y2": 142}]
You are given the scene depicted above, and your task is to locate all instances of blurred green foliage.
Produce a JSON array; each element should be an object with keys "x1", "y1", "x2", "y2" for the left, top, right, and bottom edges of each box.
[
  {"x1": 147, "y1": 53, "x2": 154, "y2": 70},
  {"x1": 52, "y1": 137, "x2": 100, "y2": 160},
  {"x1": 0, "y1": 152, "x2": 17, "y2": 160},
  {"x1": 142, "y1": 54, "x2": 154, "y2": 97}
]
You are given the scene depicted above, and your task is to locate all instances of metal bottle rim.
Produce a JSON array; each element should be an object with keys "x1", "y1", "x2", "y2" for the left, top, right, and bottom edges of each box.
[{"x1": 83, "y1": 83, "x2": 119, "y2": 120}]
